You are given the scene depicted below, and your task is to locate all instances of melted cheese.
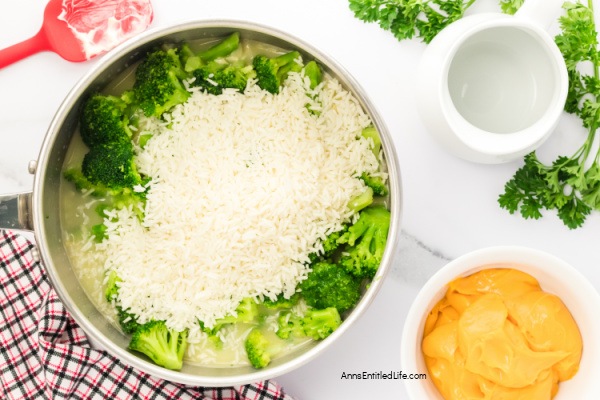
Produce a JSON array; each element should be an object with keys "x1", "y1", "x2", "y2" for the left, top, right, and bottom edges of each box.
[{"x1": 422, "y1": 267, "x2": 582, "y2": 399}]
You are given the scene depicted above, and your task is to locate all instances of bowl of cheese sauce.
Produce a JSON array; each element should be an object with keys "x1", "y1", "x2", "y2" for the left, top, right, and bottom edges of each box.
[{"x1": 401, "y1": 246, "x2": 600, "y2": 399}]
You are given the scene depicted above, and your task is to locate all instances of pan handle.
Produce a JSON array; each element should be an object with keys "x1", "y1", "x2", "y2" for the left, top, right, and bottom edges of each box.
[{"x1": 0, "y1": 192, "x2": 33, "y2": 231}]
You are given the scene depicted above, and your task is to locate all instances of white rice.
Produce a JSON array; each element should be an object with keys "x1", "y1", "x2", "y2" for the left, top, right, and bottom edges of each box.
[{"x1": 89, "y1": 71, "x2": 382, "y2": 336}]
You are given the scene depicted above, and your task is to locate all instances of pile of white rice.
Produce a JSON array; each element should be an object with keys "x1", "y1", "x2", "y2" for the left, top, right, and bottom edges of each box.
[{"x1": 93, "y1": 70, "x2": 382, "y2": 335}]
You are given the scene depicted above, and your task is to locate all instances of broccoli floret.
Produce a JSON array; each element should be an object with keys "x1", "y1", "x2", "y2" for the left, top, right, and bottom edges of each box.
[
  {"x1": 262, "y1": 293, "x2": 300, "y2": 310},
  {"x1": 215, "y1": 297, "x2": 258, "y2": 327},
  {"x1": 244, "y1": 328, "x2": 282, "y2": 369},
  {"x1": 339, "y1": 205, "x2": 391, "y2": 279},
  {"x1": 301, "y1": 307, "x2": 342, "y2": 340},
  {"x1": 182, "y1": 32, "x2": 241, "y2": 72},
  {"x1": 213, "y1": 64, "x2": 254, "y2": 93},
  {"x1": 64, "y1": 168, "x2": 118, "y2": 196},
  {"x1": 133, "y1": 47, "x2": 190, "y2": 117},
  {"x1": 64, "y1": 164, "x2": 146, "y2": 222},
  {"x1": 276, "y1": 312, "x2": 305, "y2": 340},
  {"x1": 201, "y1": 32, "x2": 240, "y2": 61},
  {"x1": 91, "y1": 223, "x2": 107, "y2": 243},
  {"x1": 104, "y1": 271, "x2": 140, "y2": 334},
  {"x1": 104, "y1": 270, "x2": 121, "y2": 302},
  {"x1": 253, "y1": 50, "x2": 302, "y2": 94},
  {"x1": 199, "y1": 297, "x2": 259, "y2": 342},
  {"x1": 190, "y1": 62, "x2": 255, "y2": 95},
  {"x1": 303, "y1": 60, "x2": 322, "y2": 90},
  {"x1": 302, "y1": 60, "x2": 323, "y2": 115},
  {"x1": 358, "y1": 125, "x2": 388, "y2": 196},
  {"x1": 79, "y1": 94, "x2": 133, "y2": 148},
  {"x1": 182, "y1": 33, "x2": 253, "y2": 95},
  {"x1": 361, "y1": 173, "x2": 388, "y2": 196},
  {"x1": 128, "y1": 320, "x2": 188, "y2": 370},
  {"x1": 63, "y1": 168, "x2": 98, "y2": 193},
  {"x1": 82, "y1": 141, "x2": 141, "y2": 189},
  {"x1": 117, "y1": 307, "x2": 141, "y2": 335},
  {"x1": 347, "y1": 186, "x2": 374, "y2": 213},
  {"x1": 300, "y1": 262, "x2": 361, "y2": 313},
  {"x1": 321, "y1": 225, "x2": 349, "y2": 258},
  {"x1": 277, "y1": 307, "x2": 341, "y2": 340},
  {"x1": 138, "y1": 133, "x2": 153, "y2": 148},
  {"x1": 361, "y1": 125, "x2": 382, "y2": 157},
  {"x1": 64, "y1": 157, "x2": 146, "y2": 223},
  {"x1": 178, "y1": 42, "x2": 197, "y2": 71},
  {"x1": 106, "y1": 275, "x2": 188, "y2": 370}
]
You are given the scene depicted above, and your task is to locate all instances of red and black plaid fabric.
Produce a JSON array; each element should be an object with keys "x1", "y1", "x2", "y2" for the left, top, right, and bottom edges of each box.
[{"x1": 0, "y1": 230, "x2": 295, "y2": 400}]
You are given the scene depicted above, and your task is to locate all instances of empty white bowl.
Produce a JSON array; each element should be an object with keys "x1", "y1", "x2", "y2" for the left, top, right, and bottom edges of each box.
[{"x1": 401, "y1": 246, "x2": 600, "y2": 399}]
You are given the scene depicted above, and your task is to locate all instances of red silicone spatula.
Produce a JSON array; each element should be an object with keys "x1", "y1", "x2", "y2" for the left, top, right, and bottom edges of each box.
[{"x1": 0, "y1": 0, "x2": 153, "y2": 69}]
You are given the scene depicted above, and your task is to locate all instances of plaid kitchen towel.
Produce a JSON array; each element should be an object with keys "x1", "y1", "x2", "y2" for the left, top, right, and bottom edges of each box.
[{"x1": 0, "y1": 230, "x2": 295, "y2": 400}]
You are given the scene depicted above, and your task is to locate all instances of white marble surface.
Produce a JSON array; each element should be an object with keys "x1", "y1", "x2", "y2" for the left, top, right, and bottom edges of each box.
[{"x1": 1, "y1": 0, "x2": 599, "y2": 399}]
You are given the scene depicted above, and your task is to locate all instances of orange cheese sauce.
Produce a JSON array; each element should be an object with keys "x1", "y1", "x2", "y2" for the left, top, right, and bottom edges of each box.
[{"x1": 422, "y1": 267, "x2": 582, "y2": 399}]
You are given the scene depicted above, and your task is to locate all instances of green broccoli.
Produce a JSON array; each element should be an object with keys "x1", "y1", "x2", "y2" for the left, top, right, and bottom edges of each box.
[
  {"x1": 277, "y1": 307, "x2": 341, "y2": 340},
  {"x1": 128, "y1": 320, "x2": 188, "y2": 370},
  {"x1": 302, "y1": 60, "x2": 323, "y2": 115},
  {"x1": 105, "y1": 270, "x2": 121, "y2": 302},
  {"x1": 276, "y1": 312, "x2": 305, "y2": 340},
  {"x1": 64, "y1": 165, "x2": 147, "y2": 221},
  {"x1": 64, "y1": 163, "x2": 147, "y2": 226},
  {"x1": 338, "y1": 205, "x2": 391, "y2": 279},
  {"x1": 133, "y1": 47, "x2": 190, "y2": 117},
  {"x1": 81, "y1": 141, "x2": 142, "y2": 189},
  {"x1": 301, "y1": 307, "x2": 341, "y2": 340},
  {"x1": 320, "y1": 225, "x2": 349, "y2": 258},
  {"x1": 244, "y1": 328, "x2": 282, "y2": 369},
  {"x1": 181, "y1": 32, "x2": 241, "y2": 72},
  {"x1": 262, "y1": 292, "x2": 300, "y2": 310},
  {"x1": 213, "y1": 297, "x2": 258, "y2": 329},
  {"x1": 361, "y1": 172, "x2": 388, "y2": 197},
  {"x1": 303, "y1": 60, "x2": 323, "y2": 90},
  {"x1": 357, "y1": 125, "x2": 388, "y2": 196},
  {"x1": 361, "y1": 125, "x2": 382, "y2": 157},
  {"x1": 90, "y1": 223, "x2": 107, "y2": 243},
  {"x1": 117, "y1": 309, "x2": 140, "y2": 335},
  {"x1": 190, "y1": 62, "x2": 255, "y2": 95},
  {"x1": 299, "y1": 261, "x2": 361, "y2": 313},
  {"x1": 347, "y1": 186, "x2": 374, "y2": 213},
  {"x1": 199, "y1": 297, "x2": 259, "y2": 343},
  {"x1": 138, "y1": 133, "x2": 153, "y2": 148},
  {"x1": 105, "y1": 274, "x2": 188, "y2": 370},
  {"x1": 104, "y1": 271, "x2": 140, "y2": 334},
  {"x1": 63, "y1": 168, "x2": 98, "y2": 193},
  {"x1": 253, "y1": 50, "x2": 302, "y2": 94},
  {"x1": 181, "y1": 33, "x2": 253, "y2": 95},
  {"x1": 79, "y1": 93, "x2": 134, "y2": 148}
]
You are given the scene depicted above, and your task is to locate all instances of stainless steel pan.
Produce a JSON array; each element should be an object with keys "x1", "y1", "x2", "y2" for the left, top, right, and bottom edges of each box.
[{"x1": 0, "y1": 20, "x2": 402, "y2": 386}]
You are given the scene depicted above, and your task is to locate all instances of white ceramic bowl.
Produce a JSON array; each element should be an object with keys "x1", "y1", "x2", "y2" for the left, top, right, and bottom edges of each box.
[{"x1": 401, "y1": 246, "x2": 600, "y2": 399}]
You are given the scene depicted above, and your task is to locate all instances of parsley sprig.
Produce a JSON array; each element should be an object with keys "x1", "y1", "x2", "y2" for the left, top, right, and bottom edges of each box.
[
  {"x1": 499, "y1": 1, "x2": 600, "y2": 229},
  {"x1": 348, "y1": 0, "x2": 478, "y2": 43},
  {"x1": 348, "y1": 1, "x2": 526, "y2": 43},
  {"x1": 499, "y1": 0, "x2": 524, "y2": 15}
]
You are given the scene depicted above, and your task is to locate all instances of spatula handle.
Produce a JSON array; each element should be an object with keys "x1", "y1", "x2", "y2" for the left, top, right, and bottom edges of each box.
[{"x1": 0, "y1": 30, "x2": 49, "y2": 69}]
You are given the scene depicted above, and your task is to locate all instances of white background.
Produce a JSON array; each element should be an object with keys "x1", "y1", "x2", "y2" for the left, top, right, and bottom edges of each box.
[{"x1": 1, "y1": 1, "x2": 599, "y2": 399}]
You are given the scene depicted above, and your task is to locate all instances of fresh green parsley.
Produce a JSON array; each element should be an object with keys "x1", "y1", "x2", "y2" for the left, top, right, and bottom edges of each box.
[
  {"x1": 347, "y1": 0, "x2": 521, "y2": 43},
  {"x1": 499, "y1": 0, "x2": 524, "y2": 15},
  {"x1": 499, "y1": 1, "x2": 600, "y2": 229}
]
